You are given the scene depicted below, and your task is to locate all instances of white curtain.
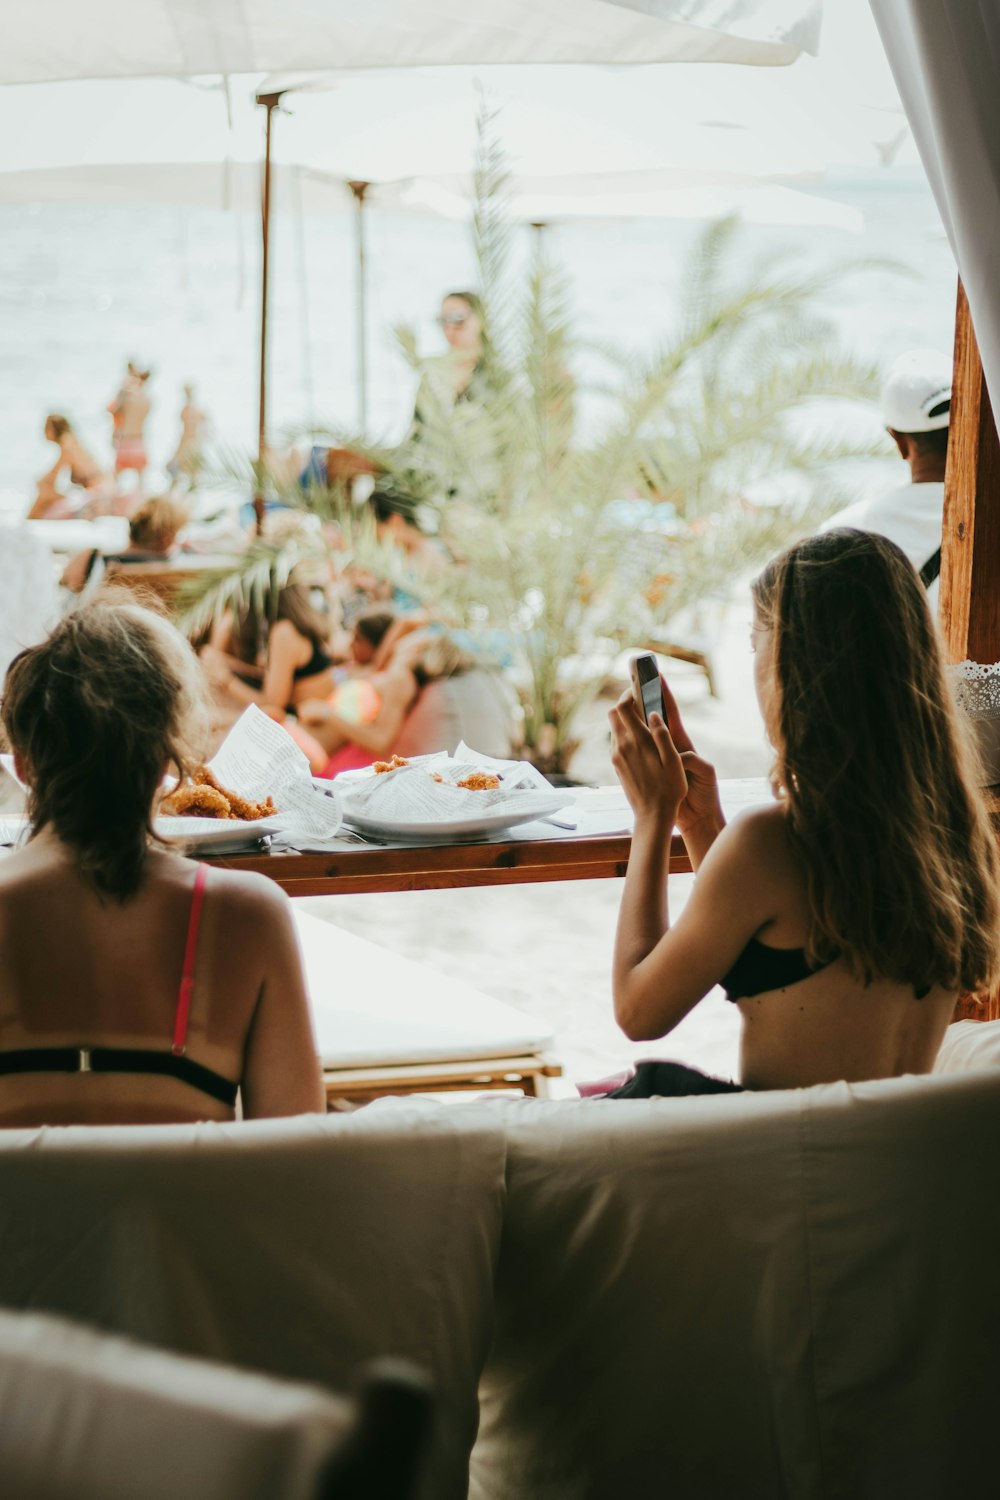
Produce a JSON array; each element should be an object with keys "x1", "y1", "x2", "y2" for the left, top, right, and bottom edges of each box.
[
  {"x1": 870, "y1": 2, "x2": 1000, "y2": 418},
  {"x1": 3, "y1": 0, "x2": 820, "y2": 85}
]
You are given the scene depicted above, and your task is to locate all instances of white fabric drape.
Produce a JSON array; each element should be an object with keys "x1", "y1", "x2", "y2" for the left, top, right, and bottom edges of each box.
[
  {"x1": 870, "y1": 3, "x2": 1000, "y2": 418},
  {"x1": 3, "y1": 0, "x2": 820, "y2": 86}
]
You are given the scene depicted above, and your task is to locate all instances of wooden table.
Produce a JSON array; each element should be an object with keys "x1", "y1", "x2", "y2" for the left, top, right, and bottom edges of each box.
[{"x1": 206, "y1": 779, "x2": 770, "y2": 897}]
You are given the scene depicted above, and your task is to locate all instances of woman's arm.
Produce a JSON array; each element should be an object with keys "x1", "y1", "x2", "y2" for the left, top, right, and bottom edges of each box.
[
  {"x1": 299, "y1": 668, "x2": 418, "y2": 756},
  {"x1": 239, "y1": 884, "x2": 325, "y2": 1119},
  {"x1": 609, "y1": 691, "x2": 772, "y2": 1041},
  {"x1": 36, "y1": 453, "x2": 64, "y2": 487}
]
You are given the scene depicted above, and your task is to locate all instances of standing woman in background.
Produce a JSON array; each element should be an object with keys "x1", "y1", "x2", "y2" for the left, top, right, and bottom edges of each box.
[{"x1": 412, "y1": 291, "x2": 491, "y2": 432}]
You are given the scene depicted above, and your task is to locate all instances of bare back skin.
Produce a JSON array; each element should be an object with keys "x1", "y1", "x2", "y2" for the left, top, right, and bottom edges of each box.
[
  {"x1": 730, "y1": 805, "x2": 954, "y2": 1088},
  {"x1": 0, "y1": 830, "x2": 325, "y2": 1127}
]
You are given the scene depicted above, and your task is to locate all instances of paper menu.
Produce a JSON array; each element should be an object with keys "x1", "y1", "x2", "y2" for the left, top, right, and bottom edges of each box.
[{"x1": 206, "y1": 706, "x2": 344, "y2": 840}]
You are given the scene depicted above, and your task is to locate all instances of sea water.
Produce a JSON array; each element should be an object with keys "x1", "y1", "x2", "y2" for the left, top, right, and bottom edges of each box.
[{"x1": 0, "y1": 167, "x2": 955, "y2": 512}]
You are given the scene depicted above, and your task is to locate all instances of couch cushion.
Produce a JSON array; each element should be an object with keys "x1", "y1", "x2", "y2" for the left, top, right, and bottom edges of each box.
[
  {"x1": 0, "y1": 1106, "x2": 506, "y2": 1500},
  {"x1": 472, "y1": 1071, "x2": 1000, "y2": 1500},
  {"x1": 0, "y1": 1308, "x2": 351, "y2": 1500}
]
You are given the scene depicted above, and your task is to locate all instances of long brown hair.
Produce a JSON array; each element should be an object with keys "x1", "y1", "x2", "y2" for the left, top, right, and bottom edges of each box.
[
  {"x1": 1, "y1": 594, "x2": 207, "y2": 901},
  {"x1": 274, "y1": 584, "x2": 330, "y2": 655},
  {"x1": 752, "y1": 528, "x2": 1000, "y2": 995}
]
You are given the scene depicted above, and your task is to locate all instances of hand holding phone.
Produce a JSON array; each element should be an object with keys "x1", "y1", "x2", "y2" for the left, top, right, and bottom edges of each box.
[{"x1": 629, "y1": 653, "x2": 666, "y2": 725}]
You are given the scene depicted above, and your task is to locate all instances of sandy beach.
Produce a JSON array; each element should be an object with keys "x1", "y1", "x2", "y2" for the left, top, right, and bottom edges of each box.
[{"x1": 302, "y1": 593, "x2": 770, "y2": 1089}]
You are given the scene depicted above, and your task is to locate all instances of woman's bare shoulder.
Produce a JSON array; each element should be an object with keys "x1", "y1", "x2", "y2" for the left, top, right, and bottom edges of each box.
[
  {"x1": 198, "y1": 863, "x2": 290, "y2": 915},
  {"x1": 705, "y1": 802, "x2": 790, "y2": 880},
  {"x1": 268, "y1": 617, "x2": 310, "y2": 655}
]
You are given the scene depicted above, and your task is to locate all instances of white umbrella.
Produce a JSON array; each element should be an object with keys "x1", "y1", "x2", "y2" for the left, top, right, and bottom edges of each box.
[
  {"x1": 4, "y1": 1, "x2": 820, "y2": 85},
  {"x1": 1, "y1": 1, "x2": 825, "y2": 514}
]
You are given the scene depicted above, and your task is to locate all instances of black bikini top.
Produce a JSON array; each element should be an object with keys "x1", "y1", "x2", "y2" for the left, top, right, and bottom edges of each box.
[
  {"x1": 721, "y1": 935, "x2": 834, "y2": 1003},
  {"x1": 292, "y1": 643, "x2": 334, "y2": 681},
  {"x1": 0, "y1": 866, "x2": 238, "y2": 1108}
]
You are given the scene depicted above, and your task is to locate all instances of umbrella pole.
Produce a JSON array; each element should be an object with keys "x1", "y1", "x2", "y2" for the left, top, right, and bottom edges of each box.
[
  {"x1": 256, "y1": 91, "x2": 284, "y2": 532},
  {"x1": 348, "y1": 180, "x2": 370, "y2": 433}
]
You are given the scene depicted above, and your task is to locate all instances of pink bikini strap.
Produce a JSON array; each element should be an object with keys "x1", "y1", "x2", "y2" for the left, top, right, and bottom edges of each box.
[{"x1": 172, "y1": 865, "x2": 208, "y2": 1056}]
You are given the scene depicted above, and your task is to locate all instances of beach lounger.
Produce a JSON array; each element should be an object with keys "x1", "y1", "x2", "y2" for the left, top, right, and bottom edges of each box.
[{"x1": 294, "y1": 909, "x2": 563, "y2": 1104}]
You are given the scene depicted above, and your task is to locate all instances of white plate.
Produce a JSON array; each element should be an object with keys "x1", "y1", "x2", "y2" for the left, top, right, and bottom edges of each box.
[
  {"x1": 0, "y1": 814, "x2": 281, "y2": 854},
  {"x1": 154, "y1": 816, "x2": 282, "y2": 852},
  {"x1": 341, "y1": 799, "x2": 571, "y2": 844}
]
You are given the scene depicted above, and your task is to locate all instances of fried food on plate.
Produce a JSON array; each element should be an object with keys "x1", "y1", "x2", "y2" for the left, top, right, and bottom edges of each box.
[
  {"x1": 161, "y1": 765, "x2": 277, "y2": 821},
  {"x1": 373, "y1": 754, "x2": 409, "y2": 774},
  {"x1": 456, "y1": 771, "x2": 502, "y2": 791},
  {"x1": 160, "y1": 783, "x2": 234, "y2": 820}
]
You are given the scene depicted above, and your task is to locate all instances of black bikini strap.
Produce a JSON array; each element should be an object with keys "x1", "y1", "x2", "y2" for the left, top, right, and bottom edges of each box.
[{"x1": 0, "y1": 1046, "x2": 238, "y2": 1107}]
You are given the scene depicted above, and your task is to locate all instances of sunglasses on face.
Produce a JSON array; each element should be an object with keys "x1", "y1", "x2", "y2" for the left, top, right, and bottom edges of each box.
[{"x1": 438, "y1": 312, "x2": 470, "y2": 327}]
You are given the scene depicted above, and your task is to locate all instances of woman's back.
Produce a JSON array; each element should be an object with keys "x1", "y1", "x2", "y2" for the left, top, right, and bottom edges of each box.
[
  {"x1": 0, "y1": 594, "x2": 324, "y2": 1129},
  {"x1": 722, "y1": 805, "x2": 955, "y2": 1090},
  {"x1": 0, "y1": 835, "x2": 321, "y2": 1127}
]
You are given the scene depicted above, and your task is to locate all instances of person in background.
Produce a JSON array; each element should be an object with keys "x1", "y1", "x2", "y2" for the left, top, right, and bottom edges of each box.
[
  {"x1": 412, "y1": 291, "x2": 491, "y2": 434},
  {"x1": 27, "y1": 414, "x2": 110, "y2": 520},
  {"x1": 300, "y1": 629, "x2": 477, "y2": 776},
  {"x1": 107, "y1": 360, "x2": 153, "y2": 503},
  {"x1": 821, "y1": 349, "x2": 951, "y2": 602},
  {"x1": 167, "y1": 384, "x2": 207, "y2": 491},
  {"x1": 370, "y1": 490, "x2": 448, "y2": 590},
  {"x1": 436, "y1": 290, "x2": 487, "y2": 401},
  {"x1": 597, "y1": 529, "x2": 1000, "y2": 1101},
  {"x1": 346, "y1": 604, "x2": 398, "y2": 669},
  {"x1": 201, "y1": 582, "x2": 337, "y2": 719},
  {"x1": 0, "y1": 595, "x2": 324, "y2": 1126},
  {"x1": 60, "y1": 495, "x2": 190, "y2": 596}
]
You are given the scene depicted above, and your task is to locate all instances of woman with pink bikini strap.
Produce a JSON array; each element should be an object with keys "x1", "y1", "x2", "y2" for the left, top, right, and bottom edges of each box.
[{"x1": 0, "y1": 595, "x2": 324, "y2": 1128}]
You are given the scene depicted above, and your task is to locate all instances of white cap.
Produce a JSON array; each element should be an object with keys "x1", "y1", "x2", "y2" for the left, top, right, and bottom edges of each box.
[{"x1": 881, "y1": 349, "x2": 952, "y2": 432}]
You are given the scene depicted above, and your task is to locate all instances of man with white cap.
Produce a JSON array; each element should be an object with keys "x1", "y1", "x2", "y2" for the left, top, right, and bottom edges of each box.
[{"x1": 822, "y1": 349, "x2": 951, "y2": 601}]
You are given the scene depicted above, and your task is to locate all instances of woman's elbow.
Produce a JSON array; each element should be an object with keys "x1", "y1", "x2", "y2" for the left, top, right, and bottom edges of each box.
[{"x1": 613, "y1": 987, "x2": 664, "y2": 1043}]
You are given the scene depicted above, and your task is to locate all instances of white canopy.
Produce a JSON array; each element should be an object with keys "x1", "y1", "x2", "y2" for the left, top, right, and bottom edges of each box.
[
  {"x1": 0, "y1": 54, "x2": 913, "y2": 206},
  {"x1": 870, "y1": 3, "x2": 1000, "y2": 432},
  {"x1": 4, "y1": 1, "x2": 820, "y2": 86}
]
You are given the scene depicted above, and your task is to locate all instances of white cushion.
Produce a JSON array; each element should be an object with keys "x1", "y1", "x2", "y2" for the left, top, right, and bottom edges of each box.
[
  {"x1": 295, "y1": 909, "x2": 553, "y2": 1068},
  {"x1": 0, "y1": 1308, "x2": 350, "y2": 1500},
  {"x1": 473, "y1": 1071, "x2": 1000, "y2": 1499},
  {"x1": 933, "y1": 1018, "x2": 1000, "y2": 1073},
  {"x1": 0, "y1": 1108, "x2": 506, "y2": 1500}
]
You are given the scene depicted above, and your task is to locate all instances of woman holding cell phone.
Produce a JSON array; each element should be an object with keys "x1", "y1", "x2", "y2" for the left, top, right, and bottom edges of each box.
[{"x1": 604, "y1": 529, "x2": 1000, "y2": 1098}]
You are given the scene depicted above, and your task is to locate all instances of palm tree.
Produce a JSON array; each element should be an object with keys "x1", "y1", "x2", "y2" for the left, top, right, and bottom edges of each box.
[{"x1": 179, "y1": 108, "x2": 892, "y2": 775}]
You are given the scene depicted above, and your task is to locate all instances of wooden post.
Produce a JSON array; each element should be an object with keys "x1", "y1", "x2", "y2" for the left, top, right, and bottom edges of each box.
[
  {"x1": 939, "y1": 280, "x2": 1000, "y2": 663},
  {"x1": 347, "y1": 180, "x2": 370, "y2": 433},
  {"x1": 941, "y1": 280, "x2": 1000, "y2": 1022},
  {"x1": 255, "y1": 91, "x2": 285, "y2": 534}
]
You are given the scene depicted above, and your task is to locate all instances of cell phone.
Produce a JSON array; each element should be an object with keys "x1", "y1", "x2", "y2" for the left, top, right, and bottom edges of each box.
[{"x1": 630, "y1": 653, "x2": 665, "y2": 725}]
